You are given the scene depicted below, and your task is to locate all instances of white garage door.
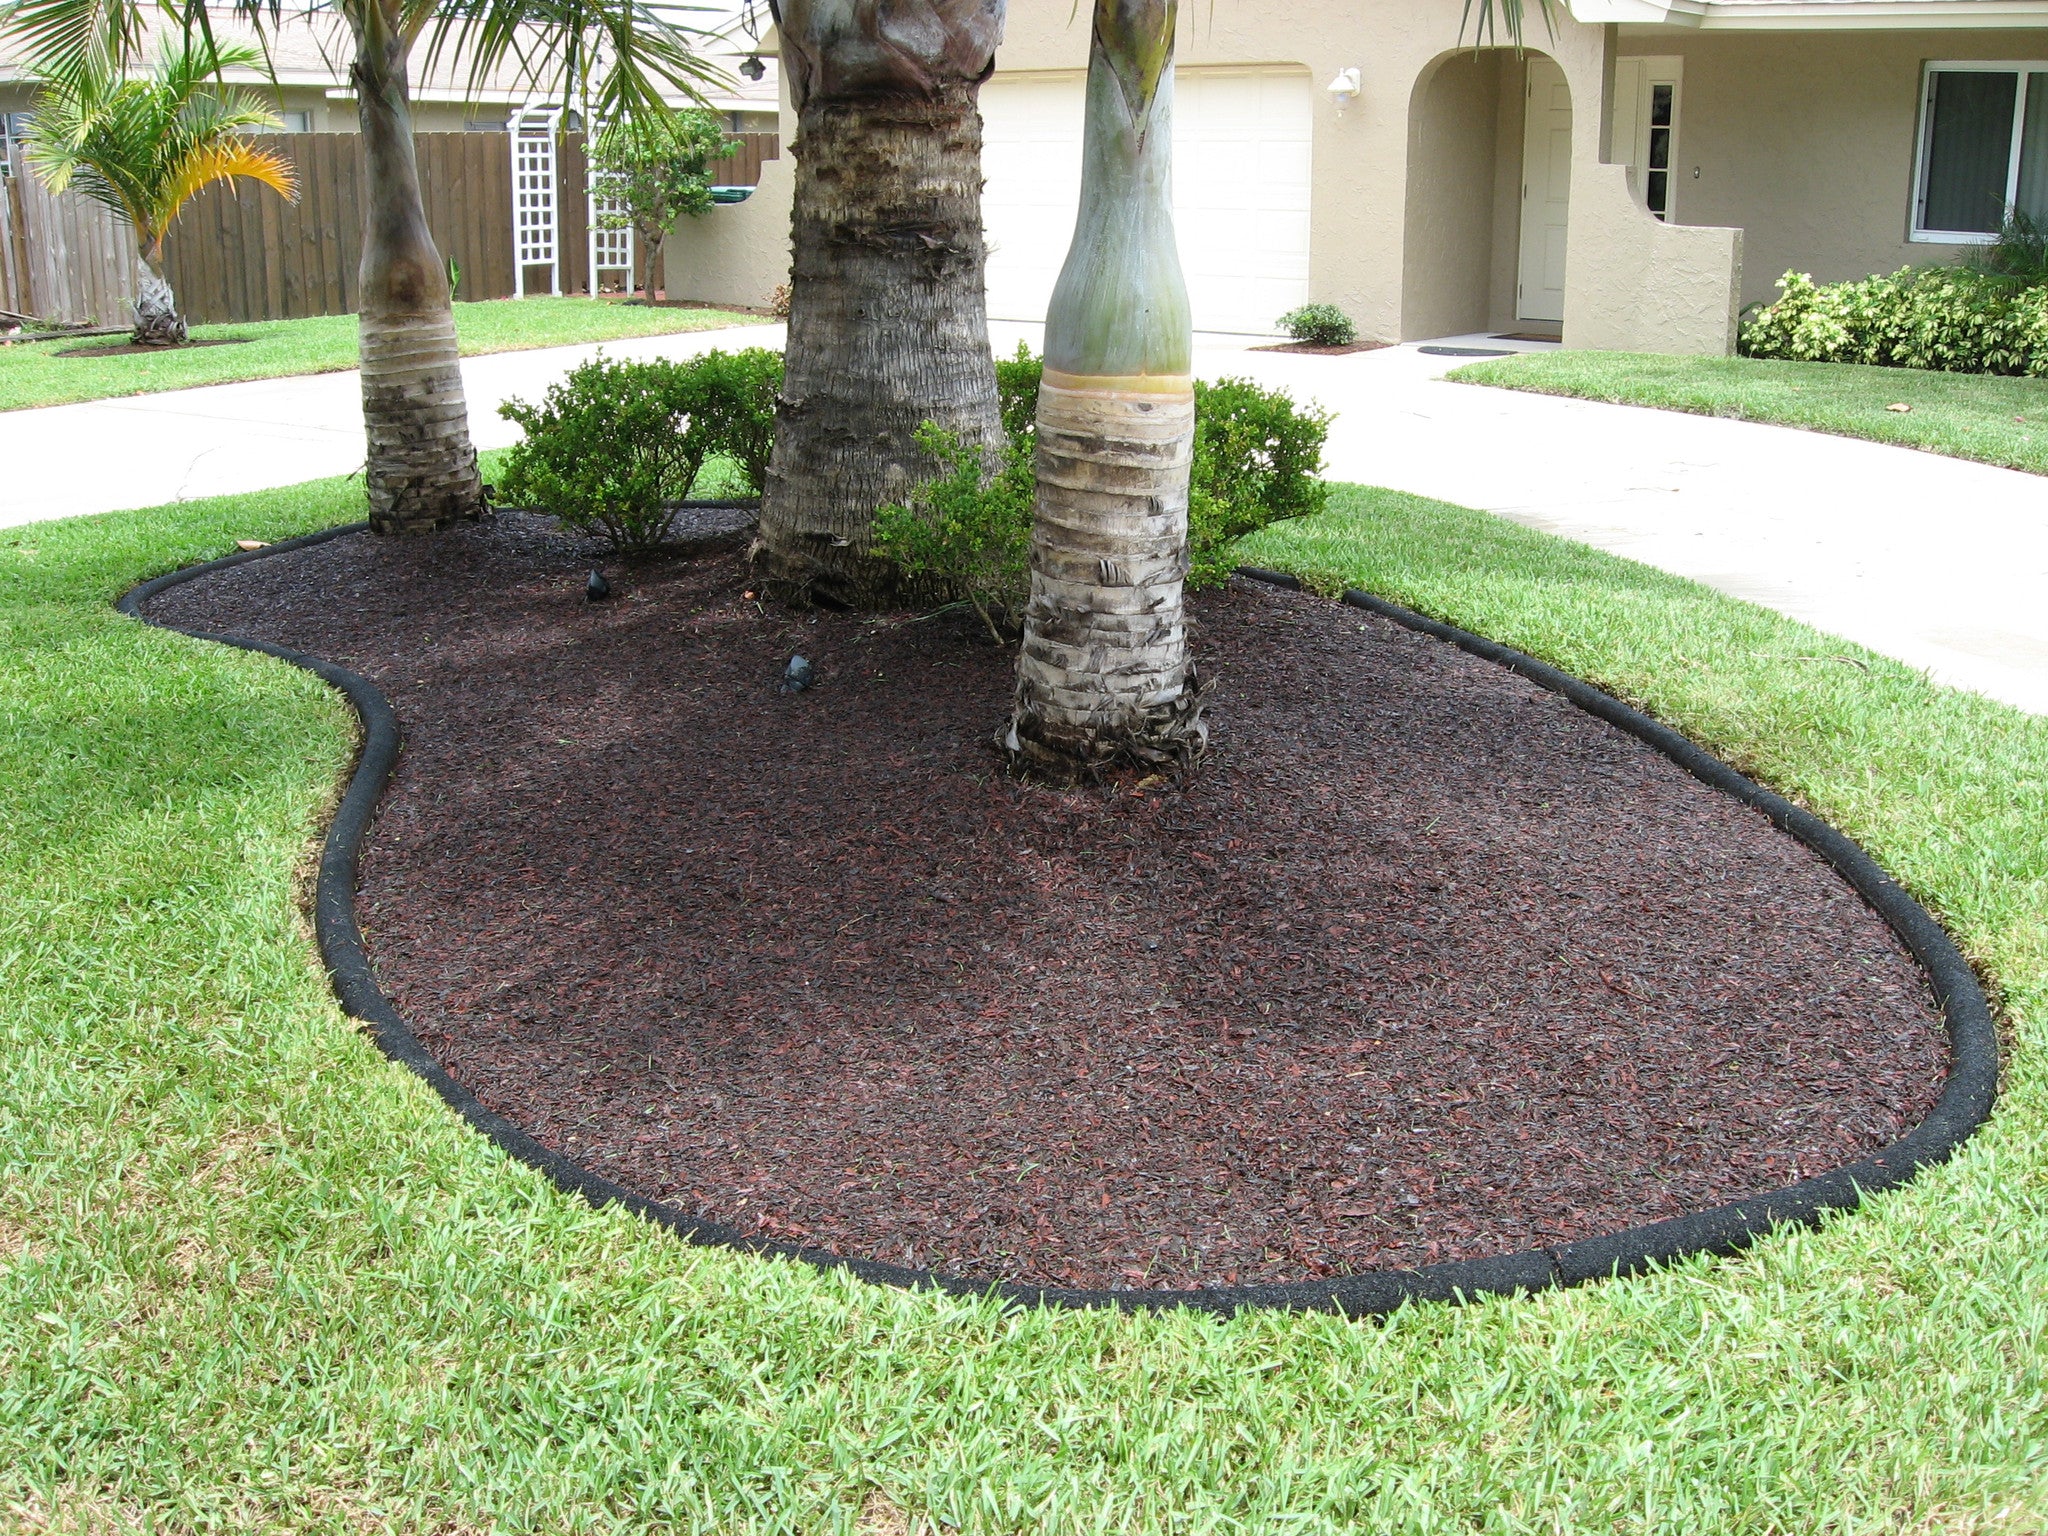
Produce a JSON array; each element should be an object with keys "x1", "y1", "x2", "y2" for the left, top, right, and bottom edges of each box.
[{"x1": 979, "y1": 67, "x2": 1311, "y2": 337}]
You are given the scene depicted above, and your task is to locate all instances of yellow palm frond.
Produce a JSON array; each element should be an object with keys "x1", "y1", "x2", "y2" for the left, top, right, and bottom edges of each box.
[{"x1": 155, "y1": 138, "x2": 298, "y2": 237}]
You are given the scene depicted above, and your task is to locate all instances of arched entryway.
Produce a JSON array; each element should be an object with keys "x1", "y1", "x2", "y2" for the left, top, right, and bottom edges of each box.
[{"x1": 1401, "y1": 48, "x2": 1572, "y2": 340}]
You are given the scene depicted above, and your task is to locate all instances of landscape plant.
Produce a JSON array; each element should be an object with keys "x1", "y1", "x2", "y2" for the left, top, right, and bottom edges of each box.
[
  {"x1": 3, "y1": 0, "x2": 716, "y2": 535},
  {"x1": 496, "y1": 347, "x2": 781, "y2": 549},
  {"x1": 1963, "y1": 206, "x2": 2048, "y2": 289},
  {"x1": 875, "y1": 357, "x2": 1329, "y2": 627},
  {"x1": 1277, "y1": 302, "x2": 1357, "y2": 347},
  {"x1": 1741, "y1": 266, "x2": 2048, "y2": 376},
  {"x1": 754, "y1": 0, "x2": 1009, "y2": 605},
  {"x1": 870, "y1": 423, "x2": 1034, "y2": 642},
  {"x1": 590, "y1": 107, "x2": 738, "y2": 300},
  {"x1": 24, "y1": 36, "x2": 295, "y2": 345},
  {"x1": 1006, "y1": 0, "x2": 1201, "y2": 779}
]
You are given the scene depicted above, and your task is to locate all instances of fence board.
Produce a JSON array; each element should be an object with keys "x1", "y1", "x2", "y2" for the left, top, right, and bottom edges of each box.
[
  {"x1": 137, "y1": 127, "x2": 782, "y2": 324},
  {"x1": 0, "y1": 147, "x2": 140, "y2": 327}
]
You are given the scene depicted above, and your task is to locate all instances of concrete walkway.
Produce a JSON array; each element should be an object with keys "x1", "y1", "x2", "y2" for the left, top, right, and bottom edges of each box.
[{"x1": 6, "y1": 320, "x2": 2044, "y2": 715}]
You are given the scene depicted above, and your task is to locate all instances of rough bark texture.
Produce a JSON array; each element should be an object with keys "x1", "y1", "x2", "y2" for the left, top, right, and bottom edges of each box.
[
  {"x1": 1007, "y1": 373, "x2": 1201, "y2": 779},
  {"x1": 131, "y1": 252, "x2": 187, "y2": 346},
  {"x1": 1009, "y1": 0, "x2": 1200, "y2": 778},
  {"x1": 354, "y1": 24, "x2": 484, "y2": 536},
  {"x1": 756, "y1": 0, "x2": 1005, "y2": 607}
]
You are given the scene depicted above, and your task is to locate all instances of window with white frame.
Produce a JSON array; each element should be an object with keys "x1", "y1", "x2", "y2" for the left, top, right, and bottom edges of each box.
[
  {"x1": 1913, "y1": 62, "x2": 2048, "y2": 241},
  {"x1": 0, "y1": 112, "x2": 31, "y2": 177},
  {"x1": 1613, "y1": 57, "x2": 1682, "y2": 221}
]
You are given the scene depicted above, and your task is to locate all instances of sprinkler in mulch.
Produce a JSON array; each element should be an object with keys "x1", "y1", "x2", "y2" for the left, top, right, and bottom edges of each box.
[
  {"x1": 780, "y1": 655, "x2": 815, "y2": 693},
  {"x1": 586, "y1": 570, "x2": 612, "y2": 602}
]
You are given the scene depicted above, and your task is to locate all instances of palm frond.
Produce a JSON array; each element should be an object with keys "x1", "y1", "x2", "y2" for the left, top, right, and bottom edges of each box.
[
  {"x1": 420, "y1": 0, "x2": 727, "y2": 124},
  {"x1": 160, "y1": 136, "x2": 296, "y2": 226},
  {"x1": 1459, "y1": 0, "x2": 1555, "y2": 47},
  {"x1": 17, "y1": 31, "x2": 293, "y2": 251}
]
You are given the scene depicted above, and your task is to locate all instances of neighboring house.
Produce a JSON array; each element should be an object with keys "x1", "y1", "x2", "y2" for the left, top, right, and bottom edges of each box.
[
  {"x1": 0, "y1": 9, "x2": 780, "y2": 138},
  {"x1": 669, "y1": 0, "x2": 2048, "y2": 353}
]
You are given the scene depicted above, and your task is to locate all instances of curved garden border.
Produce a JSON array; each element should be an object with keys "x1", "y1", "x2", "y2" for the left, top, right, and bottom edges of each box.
[{"x1": 117, "y1": 532, "x2": 2000, "y2": 1317}]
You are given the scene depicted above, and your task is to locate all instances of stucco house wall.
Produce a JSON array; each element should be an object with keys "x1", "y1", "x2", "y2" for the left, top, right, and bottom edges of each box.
[{"x1": 1619, "y1": 25, "x2": 2048, "y2": 308}]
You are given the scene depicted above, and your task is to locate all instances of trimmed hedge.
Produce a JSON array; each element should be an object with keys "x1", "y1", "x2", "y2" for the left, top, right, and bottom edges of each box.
[{"x1": 1740, "y1": 267, "x2": 2048, "y2": 377}]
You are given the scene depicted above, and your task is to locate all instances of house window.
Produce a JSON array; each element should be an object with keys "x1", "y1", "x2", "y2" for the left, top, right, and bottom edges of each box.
[
  {"x1": 0, "y1": 112, "x2": 31, "y2": 177},
  {"x1": 1612, "y1": 57, "x2": 1681, "y2": 221},
  {"x1": 1913, "y1": 62, "x2": 2048, "y2": 241},
  {"x1": 249, "y1": 110, "x2": 312, "y2": 133}
]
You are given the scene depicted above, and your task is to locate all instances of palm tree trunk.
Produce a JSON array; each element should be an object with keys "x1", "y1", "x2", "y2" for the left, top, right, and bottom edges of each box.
[
  {"x1": 754, "y1": 1, "x2": 1005, "y2": 608},
  {"x1": 132, "y1": 246, "x2": 187, "y2": 346},
  {"x1": 352, "y1": 22, "x2": 483, "y2": 536},
  {"x1": 1007, "y1": 0, "x2": 1201, "y2": 781}
]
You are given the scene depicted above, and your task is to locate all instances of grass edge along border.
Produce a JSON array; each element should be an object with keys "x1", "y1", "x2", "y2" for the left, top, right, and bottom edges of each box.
[{"x1": 114, "y1": 533, "x2": 2000, "y2": 1318}]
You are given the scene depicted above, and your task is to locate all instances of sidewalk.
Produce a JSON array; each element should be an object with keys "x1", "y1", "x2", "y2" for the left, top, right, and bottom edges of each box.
[{"x1": 6, "y1": 322, "x2": 2044, "y2": 715}]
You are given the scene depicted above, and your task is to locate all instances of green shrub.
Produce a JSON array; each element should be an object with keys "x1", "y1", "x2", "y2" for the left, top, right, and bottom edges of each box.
[
  {"x1": 870, "y1": 424, "x2": 1033, "y2": 642},
  {"x1": 496, "y1": 347, "x2": 783, "y2": 549},
  {"x1": 497, "y1": 356, "x2": 713, "y2": 551},
  {"x1": 688, "y1": 346, "x2": 782, "y2": 493},
  {"x1": 1277, "y1": 303, "x2": 1358, "y2": 347},
  {"x1": 1188, "y1": 375, "x2": 1332, "y2": 586},
  {"x1": 994, "y1": 340, "x2": 1044, "y2": 446},
  {"x1": 1740, "y1": 267, "x2": 2048, "y2": 376},
  {"x1": 872, "y1": 353, "x2": 1332, "y2": 616},
  {"x1": 1964, "y1": 207, "x2": 2048, "y2": 288}
]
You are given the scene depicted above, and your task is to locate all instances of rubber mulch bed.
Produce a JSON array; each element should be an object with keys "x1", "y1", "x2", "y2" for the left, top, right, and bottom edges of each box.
[{"x1": 147, "y1": 512, "x2": 1948, "y2": 1292}]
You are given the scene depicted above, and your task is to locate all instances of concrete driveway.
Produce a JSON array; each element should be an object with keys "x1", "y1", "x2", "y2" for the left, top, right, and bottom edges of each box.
[{"x1": 6, "y1": 320, "x2": 2044, "y2": 715}]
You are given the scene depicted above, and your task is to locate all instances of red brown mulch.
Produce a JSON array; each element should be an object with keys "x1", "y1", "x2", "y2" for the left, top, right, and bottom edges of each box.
[
  {"x1": 1250, "y1": 340, "x2": 1392, "y2": 356},
  {"x1": 58, "y1": 337, "x2": 253, "y2": 357},
  {"x1": 148, "y1": 513, "x2": 1948, "y2": 1291}
]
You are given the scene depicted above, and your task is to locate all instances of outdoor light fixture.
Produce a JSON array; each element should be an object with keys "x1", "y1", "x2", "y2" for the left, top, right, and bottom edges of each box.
[
  {"x1": 1327, "y1": 67, "x2": 1361, "y2": 113},
  {"x1": 739, "y1": 53, "x2": 767, "y2": 82}
]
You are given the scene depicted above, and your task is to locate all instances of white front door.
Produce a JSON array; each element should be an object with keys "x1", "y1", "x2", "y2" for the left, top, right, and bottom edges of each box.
[{"x1": 1517, "y1": 55, "x2": 1572, "y2": 324}]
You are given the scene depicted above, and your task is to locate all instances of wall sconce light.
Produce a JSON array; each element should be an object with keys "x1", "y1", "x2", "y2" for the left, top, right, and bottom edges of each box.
[
  {"x1": 739, "y1": 54, "x2": 767, "y2": 82},
  {"x1": 1327, "y1": 67, "x2": 1361, "y2": 114}
]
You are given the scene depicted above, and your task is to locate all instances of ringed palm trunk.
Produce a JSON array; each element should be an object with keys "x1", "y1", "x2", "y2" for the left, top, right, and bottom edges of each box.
[
  {"x1": 755, "y1": 0, "x2": 1005, "y2": 607},
  {"x1": 1006, "y1": 0, "x2": 1200, "y2": 781},
  {"x1": 352, "y1": 19, "x2": 484, "y2": 535},
  {"x1": 132, "y1": 242, "x2": 187, "y2": 346}
]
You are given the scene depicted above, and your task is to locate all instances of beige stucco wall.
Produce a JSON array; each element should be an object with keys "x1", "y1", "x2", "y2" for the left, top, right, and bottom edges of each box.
[
  {"x1": 1401, "y1": 49, "x2": 1512, "y2": 339},
  {"x1": 1627, "y1": 26, "x2": 2048, "y2": 307},
  {"x1": 1566, "y1": 162, "x2": 1743, "y2": 353},
  {"x1": 995, "y1": 2, "x2": 1639, "y2": 344},
  {"x1": 649, "y1": 2, "x2": 1753, "y2": 354},
  {"x1": 662, "y1": 151, "x2": 794, "y2": 310}
]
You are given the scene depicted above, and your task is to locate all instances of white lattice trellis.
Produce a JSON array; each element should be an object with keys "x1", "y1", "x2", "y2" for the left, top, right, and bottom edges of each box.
[
  {"x1": 586, "y1": 129, "x2": 636, "y2": 296},
  {"x1": 510, "y1": 103, "x2": 563, "y2": 298}
]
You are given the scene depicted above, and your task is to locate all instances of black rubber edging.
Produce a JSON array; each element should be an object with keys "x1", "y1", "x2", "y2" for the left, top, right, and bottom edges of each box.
[{"x1": 113, "y1": 535, "x2": 1999, "y2": 1318}]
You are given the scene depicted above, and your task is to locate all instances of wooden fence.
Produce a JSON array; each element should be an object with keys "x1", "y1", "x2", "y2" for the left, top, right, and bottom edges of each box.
[
  {"x1": 1, "y1": 151, "x2": 140, "y2": 327},
  {"x1": 162, "y1": 129, "x2": 780, "y2": 325}
]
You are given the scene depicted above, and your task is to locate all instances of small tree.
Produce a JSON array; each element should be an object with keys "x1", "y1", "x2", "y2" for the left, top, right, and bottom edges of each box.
[
  {"x1": 26, "y1": 38, "x2": 295, "y2": 345},
  {"x1": 591, "y1": 109, "x2": 737, "y2": 300}
]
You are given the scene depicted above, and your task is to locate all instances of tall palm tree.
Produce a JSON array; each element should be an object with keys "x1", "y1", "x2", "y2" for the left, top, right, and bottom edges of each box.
[
  {"x1": 1008, "y1": 0, "x2": 1550, "y2": 780},
  {"x1": 752, "y1": 0, "x2": 1007, "y2": 606},
  {"x1": 1004, "y1": 0, "x2": 1196, "y2": 781},
  {"x1": 27, "y1": 35, "x2": 295, "y2": 345},
  {"x1": 2, "y1": 0, "x2": 715, "y2": 535}
]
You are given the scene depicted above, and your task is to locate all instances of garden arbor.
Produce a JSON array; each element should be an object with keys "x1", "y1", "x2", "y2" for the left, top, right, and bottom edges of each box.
[{"x1": 2, "y1": 0, "x2": 715, "y2": 535}]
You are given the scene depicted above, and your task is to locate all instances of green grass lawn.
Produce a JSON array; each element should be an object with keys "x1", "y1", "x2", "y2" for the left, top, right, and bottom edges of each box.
[
  {"x1": 3, "y1": 481, "x2": 2046, "y2": 1532},
  {"x1": 0, "y1": 298, "x2": 767, "y2": 413},
  {"x1": 1450, "y1": 350, "x2": 2048, "y2": 477}
]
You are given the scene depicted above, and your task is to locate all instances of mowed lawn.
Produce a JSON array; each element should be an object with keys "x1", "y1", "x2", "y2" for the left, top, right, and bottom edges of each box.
[
  {"x1": 0, "y1": 298, "x2": 768, "y2": 412},
  {"x1": 1, "y1": 479, "x2": 2045, "y2": 1532},
  {"x1": 1451, "y1": 349, "x2": 2048, "y2": 477}
]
